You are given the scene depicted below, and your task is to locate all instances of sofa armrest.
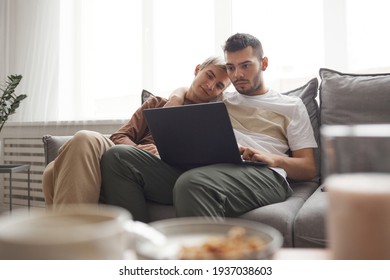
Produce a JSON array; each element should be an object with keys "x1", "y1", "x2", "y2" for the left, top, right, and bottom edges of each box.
[{"x1": 42, "y1": 135, "x2": 73, "y2": 166}]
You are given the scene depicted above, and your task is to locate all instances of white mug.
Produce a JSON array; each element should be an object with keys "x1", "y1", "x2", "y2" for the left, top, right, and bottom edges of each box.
[
  {"x1": 321, "y1": 124, "x2": 390, "y2": 259},
  {"x1": 326, "y1": 173, "x2": 390, "y2": 259},
  {"x1": 0, "y1": 204, "x2": 165, "y2": 260}
]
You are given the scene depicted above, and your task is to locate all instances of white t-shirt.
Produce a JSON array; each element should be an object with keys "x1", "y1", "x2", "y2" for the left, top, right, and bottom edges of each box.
[{"x1": 222, "y1": 89, "x2": 318, "y2": 183}]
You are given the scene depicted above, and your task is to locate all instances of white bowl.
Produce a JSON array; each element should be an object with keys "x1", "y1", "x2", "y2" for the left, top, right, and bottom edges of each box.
[{"x1": 135, "y1": 217, "x2": 283, "y2": 260}]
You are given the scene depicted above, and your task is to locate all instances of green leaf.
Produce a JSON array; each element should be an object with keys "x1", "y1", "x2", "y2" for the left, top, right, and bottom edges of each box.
[{"x1": 0, "y1": 74, "x2": 27, "y2": 133}]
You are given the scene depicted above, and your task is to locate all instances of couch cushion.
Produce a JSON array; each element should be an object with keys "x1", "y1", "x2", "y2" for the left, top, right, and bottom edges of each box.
[
  {"x1": 42, "y1": 135, "x2": 73, "y2": 165},
  {"x1": 319, "y1": 68, "x2": 390, "y2": 125},
  {"x1": 141, "y1": 89, "x2": 155, "y2": 104},
  {"x1": 282, "y1": 78, "x2": 320, "y2": 182},
  {"x1": 283, "y1": 77, "x2": 319, "y2": 135},
  {"x1": 295, "y1": 69, "x2": 390, "y2": 248},
  {"x1": 241, "y1": 181, "x2": 318, "y2": 248},
  {"x1": 319, "y1": 68, "x2": 390, "y2": 180},
  {"x1": 294, "y1": 186, "x2": 328, "y2": 248}
]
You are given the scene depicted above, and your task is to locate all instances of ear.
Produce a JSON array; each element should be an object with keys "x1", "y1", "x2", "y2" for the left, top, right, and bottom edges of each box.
[
  {"x1": 194, "y1": 64, "x2": 201, "y2": 76},
  {"x1": 261, "y1": 57, "x2": 268, "y2": 71}
]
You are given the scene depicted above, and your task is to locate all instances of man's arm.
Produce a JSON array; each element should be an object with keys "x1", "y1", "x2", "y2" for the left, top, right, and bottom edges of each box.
[
  {"x1": 280, "y1": 148, "x2": 316, "y2": 181},
  {"x1": 163, "y1": 87, "x2": 188, "y2": 107},
  {"x1": 240, "y1": 147, "x2": 316, "y2": 181}
]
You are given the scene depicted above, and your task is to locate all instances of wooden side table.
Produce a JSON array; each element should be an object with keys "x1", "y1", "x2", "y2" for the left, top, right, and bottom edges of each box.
[{"x1": 0, "y1": 164, "x2": 31, "y2": 211}]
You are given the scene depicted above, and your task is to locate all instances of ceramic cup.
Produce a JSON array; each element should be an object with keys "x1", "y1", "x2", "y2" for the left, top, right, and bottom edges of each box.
[
  {"x1": 0, "y1": 204, "x2": 165, "y2": 260},
  {"x1": 322, "y1": 124, "x2": 390, "y2": 259},
  {"x1": 326, "y1": 173, "x2": 390, "y2": 259},
  {"x1": 321, "y1": 124, "x2": 390, "y2": 178}
]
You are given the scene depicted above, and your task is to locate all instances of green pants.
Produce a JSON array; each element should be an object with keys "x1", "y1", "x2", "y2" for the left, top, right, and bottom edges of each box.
[{"x1": 100, "y1": 145, "x2": 289, "y2": 222}]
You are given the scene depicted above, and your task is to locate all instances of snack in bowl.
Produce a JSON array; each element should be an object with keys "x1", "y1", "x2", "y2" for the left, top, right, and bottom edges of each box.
[
  {"x1": 178, "y1": 226, "x2": 266, "y2": 260},
  {"x1": 135, "y1": 217, "x2": 283, "y2": 260}
]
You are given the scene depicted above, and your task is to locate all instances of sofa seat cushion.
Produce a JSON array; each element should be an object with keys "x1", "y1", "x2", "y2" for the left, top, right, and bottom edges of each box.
[
  {"x1": 294, "y1": 186, "x2": 328, "y2": 248},
  {"x1": 240, "y1": 181, "x2": 318, "y2": 248}
]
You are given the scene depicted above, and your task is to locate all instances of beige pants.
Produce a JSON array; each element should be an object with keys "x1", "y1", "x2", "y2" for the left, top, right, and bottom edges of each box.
[{"x1": 42, "y1": 130, "x2": 114, "y2": 208}]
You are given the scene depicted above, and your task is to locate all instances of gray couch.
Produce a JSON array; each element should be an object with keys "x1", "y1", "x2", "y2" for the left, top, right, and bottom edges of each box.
[{"x1": 42, "y1": 68, "x2": 390, "y2": 248}]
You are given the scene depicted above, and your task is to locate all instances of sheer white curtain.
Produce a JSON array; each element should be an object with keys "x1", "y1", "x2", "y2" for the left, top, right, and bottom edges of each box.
[
  {"x1": 1, "y1": 0, "x2": 390, "y2": 123},
  {"x1": 2, "y1": 0, "x2": 219, "y2": 122},
  {"x1": 2, "y1": 0, "x2": 60, "y2": 123},
  {"x1": 58, "y1": 0, "x2": 144, "y2": 121}
]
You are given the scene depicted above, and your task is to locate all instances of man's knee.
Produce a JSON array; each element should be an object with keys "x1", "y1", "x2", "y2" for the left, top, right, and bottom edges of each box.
[
  {"x1": 174, "y1": 169, "x2": 208, "y2": 199},
  {"x1": 174, "y1": 169, "x2": 224, "y2": 217},
  {"x1": 101, "y1": 145, "x2": 138, "y2": 168},
  {"x1": 73, "y1": 130, "x2": 104, "y2": 145},
  {"x1": 103, "y1": 145, "x2": 133, "y2": 157},
  {"x1": 101, "y1": 145, "x2": 120, "y2": 165}
]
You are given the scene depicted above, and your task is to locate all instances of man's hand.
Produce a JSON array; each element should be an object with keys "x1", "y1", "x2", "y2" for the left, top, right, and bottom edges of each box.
[
  {"x1": 137, "y1": 144, "x2": 159, "y2": 155},
  {"x1": 239, "y1": 146, "x2": 316, "y2": 181},
  {"x1": 164, "y1": 87, "x2": 188, "y2": 107},
  {"x1": 240, "y1": 146, "x2": 278, "y2": 167}
]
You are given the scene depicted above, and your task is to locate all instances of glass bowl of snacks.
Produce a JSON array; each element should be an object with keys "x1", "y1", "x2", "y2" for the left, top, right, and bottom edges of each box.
[{"x1": 135, "y1": 217, "x2": 283, "y2": 260}]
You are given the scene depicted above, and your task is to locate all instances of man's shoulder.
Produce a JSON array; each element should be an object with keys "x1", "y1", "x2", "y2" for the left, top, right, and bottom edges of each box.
[
  {"x1": 222, "y1": 89, "x2": 301, "y2": 104},
  {"x1": 269, "y1": 89, "x2": 304, "y2": 106},
  {"x1": 222, "y1": 91, "x2": 236, "y2": 99}
]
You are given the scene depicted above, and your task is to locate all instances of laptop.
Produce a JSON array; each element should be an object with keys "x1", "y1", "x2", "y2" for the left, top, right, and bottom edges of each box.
[{"x1": 143, "y1": 102, "x2": 267, "y2": 170}]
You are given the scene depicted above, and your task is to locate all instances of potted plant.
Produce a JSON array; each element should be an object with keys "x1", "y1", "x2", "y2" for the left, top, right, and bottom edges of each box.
[{"x1": 0, "y1": 75, "x2": 27, "y2": 133}]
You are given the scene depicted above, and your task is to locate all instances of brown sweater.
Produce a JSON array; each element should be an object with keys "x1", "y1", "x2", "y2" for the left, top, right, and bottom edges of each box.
[{"x1": 109, "y1": 96, "x2": 167, "y2": 146}]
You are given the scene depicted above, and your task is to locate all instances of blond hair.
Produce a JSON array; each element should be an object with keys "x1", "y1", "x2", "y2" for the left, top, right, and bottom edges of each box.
[{"x1": 199, "y1": 56, "x2": 227, "y2": 71}]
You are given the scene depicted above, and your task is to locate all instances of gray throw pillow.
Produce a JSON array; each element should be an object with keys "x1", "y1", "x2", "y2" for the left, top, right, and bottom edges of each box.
[
  {"x1": 141, "y1": 89, "x2": 155, "y2": 104},
  {"x1": 282, "y1": 78, "x2": 320, "y2": 182},
  {"x1": 319, "y1": 68, "x2": 390, "y2": 125},
  {"x1": 283, "y1": 77, "x2": 319, "y2": 140}
]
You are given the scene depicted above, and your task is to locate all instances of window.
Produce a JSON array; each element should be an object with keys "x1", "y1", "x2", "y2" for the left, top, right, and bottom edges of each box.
[
  {"x1": 3, "y1": 0, "x2": 390, "y2": 123},
  {"x1": 58, "y1": 0, "x2": 218, "y2": 120},
  {"x1": 231, "y1": 0, "x2": 324, "y2": 90},
  {"x1": 346, "y1": 0, "x2": 390, "y2": 72}
]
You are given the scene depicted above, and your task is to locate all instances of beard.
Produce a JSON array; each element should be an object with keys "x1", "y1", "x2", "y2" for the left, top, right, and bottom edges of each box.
[{"x1": 234, "y1": 71, "x2": 262, "y2": 96}]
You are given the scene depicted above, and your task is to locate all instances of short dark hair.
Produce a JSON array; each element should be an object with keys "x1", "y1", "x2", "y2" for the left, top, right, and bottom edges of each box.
[{"x1": 223, "y1": 33, "x2": 264, "y2": 59}]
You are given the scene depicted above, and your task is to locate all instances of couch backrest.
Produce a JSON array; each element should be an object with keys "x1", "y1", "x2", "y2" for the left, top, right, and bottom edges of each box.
[
  {"x1": 319, "y1": 68, "x2": 390, "y2": 126},
  {"x1": 42, "y1": 90, "x2": 154, "y2": 167},
  {"x1": 318, "y1": 68, "x2": 390, "y2": 181},
  {"x1": 42, "y1": 135, "x2": 72, "y2": 166}
]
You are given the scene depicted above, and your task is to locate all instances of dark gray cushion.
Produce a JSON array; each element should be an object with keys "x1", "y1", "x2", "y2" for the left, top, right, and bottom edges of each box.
[
  {"x1": 141, "y1": 89, "x2": 155, "y2": 104},
  {"x1": 283, "y1": 77, "x2": 319, "y2": 134},
  {"x1": 42, "y1": 135, "x2": 72, "y2": 165},
  {"x1": 283, "y1": 78, "x2": 320, "y2": 182},
  {"x1": 319, "y1": 68, "x2": 390, "y2": 125},
  {"x1": 294, "y1": 186, "x2": 328, "y2": 248},
  {"x1": 241, "y1": 181, "x2": 318, "y2": 247},
  {"x1": 295, "y1": 69, "x2": 390, "y2": 248}
]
